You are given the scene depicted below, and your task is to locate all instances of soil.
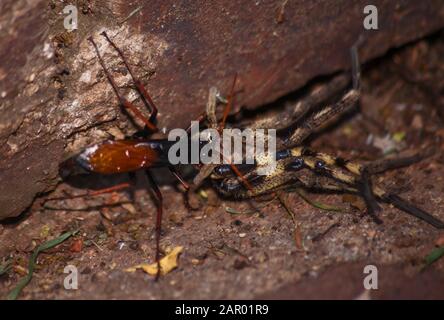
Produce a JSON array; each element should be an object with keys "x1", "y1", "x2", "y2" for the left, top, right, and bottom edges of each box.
[{"x1": 1, "y1": 33, "x2": 444, "y2": 300}]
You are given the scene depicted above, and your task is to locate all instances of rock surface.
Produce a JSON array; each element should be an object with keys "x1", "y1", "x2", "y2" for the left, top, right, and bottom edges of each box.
[{"x1": 1, "y1": 0, "x2": 444, "y2": 219}]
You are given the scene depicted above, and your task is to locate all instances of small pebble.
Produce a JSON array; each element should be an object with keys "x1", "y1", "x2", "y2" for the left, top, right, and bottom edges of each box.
[
  {"x1": 233, "y1": 258, "x2": 248, "y2": 270},
  {"x1": 129, "y1": 241, "x2": 139, "y2": 251},
  {"x1": 70, "y1": 239, "x2": 83, "y2": 253}
]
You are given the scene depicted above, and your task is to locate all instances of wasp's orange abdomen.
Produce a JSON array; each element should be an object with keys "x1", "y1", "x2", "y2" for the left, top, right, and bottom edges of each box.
[{"x1": 77, "y1": 140, "x2": 164, "y2": 174}]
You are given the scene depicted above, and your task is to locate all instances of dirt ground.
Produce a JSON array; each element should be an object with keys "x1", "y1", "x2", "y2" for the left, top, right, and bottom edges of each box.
[{"x1": 1, "y1": 32, "x2": 444, "y2": 300}]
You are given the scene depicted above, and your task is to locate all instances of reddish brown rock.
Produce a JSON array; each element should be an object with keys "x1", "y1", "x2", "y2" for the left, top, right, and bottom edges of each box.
[{"x1": 0, "y1": 0, "x2": 443, "y2": 219}]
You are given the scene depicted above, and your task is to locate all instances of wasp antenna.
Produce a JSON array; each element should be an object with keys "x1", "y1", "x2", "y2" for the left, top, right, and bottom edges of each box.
[{"x1": 220, "y1": 73, "x2": 238, "y2": 132}]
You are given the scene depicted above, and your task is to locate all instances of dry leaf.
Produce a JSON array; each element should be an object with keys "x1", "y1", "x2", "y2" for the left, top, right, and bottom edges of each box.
[{"x1": 125, "y1": 246, "x2": 183, "y2": 276}]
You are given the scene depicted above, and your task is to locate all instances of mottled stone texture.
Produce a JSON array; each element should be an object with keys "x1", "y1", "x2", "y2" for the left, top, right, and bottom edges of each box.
[{"x1": 0, "y1": 0, "x2": 443, "y2": 219}]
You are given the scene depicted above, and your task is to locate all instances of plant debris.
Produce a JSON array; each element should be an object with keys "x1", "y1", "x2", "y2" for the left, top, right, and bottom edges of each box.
[
  {"x1": 125, "y1": 246, "x2": 184, "y2": 276},
  {"x1": 422, "y1": 246, "x2": 444, "y2": 270},
  {"x1": 295, "y1": 188, "x2": 343, "y2": 212},
  {"x1": 0, "y1": 260, "x2": 12, "y2": 276},
  {"x1": 7, "y1": 230, "x2": 78, "y2": 300}
]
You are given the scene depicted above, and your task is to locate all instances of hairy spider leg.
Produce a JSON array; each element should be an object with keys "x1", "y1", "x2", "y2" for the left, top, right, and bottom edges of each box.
[
  {"x1": 213, "y1": 146, "x2": 444, "y2": 228},
  {"x1": 285, "y1": 39, "x2": 363, "y2": 147},
  {"x1": 351, "y1": 35, "x2": 364, "y2": 91},
  {"x1": 88, "y1": 36, "x2": 158, "y2": 132},
  {"x1": 290, "y1": 167, "x2": 444, "y2": 228},
  {"x1": 295, "y1": 149, "x2": 444, "y2": 228},
  {"x1": 282, "y1": 38, "x2": 381, "y2": 220},
  {"x1": 215, "y1": 40, "x2": 375, "y2": 216}
]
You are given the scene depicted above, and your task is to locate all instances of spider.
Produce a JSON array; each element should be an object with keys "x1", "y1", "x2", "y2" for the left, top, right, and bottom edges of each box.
[{"x1": 206, "y1": 38, "x2": 444, "y2": 229}]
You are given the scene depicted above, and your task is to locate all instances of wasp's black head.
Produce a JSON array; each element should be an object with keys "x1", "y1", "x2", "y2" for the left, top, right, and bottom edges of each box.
[{"x1": 58, "y1": 156, "x2": 91, "y2": 179}]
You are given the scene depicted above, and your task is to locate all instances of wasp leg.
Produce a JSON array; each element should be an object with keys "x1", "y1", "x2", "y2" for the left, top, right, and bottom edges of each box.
[
  {"x1": 145, "y1": 169, "x2": 163, "y2": 280},
  {"x1": 219, "y1": 73, "x2": 237, "y2": 131},
  {"x1": 100, "y1": 32, "x2": 159, "y2": 124},
  {"x1": 193, "y1": 76, "x2": 249, "y2": 190},
  {"x1": 43, "y1": 182, "x2": 131, "y2": 205},
  {"x1": 88, "y1": 35, "x2": 157, "y2": 133}
]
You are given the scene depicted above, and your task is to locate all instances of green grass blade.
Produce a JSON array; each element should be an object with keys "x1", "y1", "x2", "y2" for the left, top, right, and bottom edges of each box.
[
  {"x1": 295, "y1": 188, "x2": 343, "y2": 212},
  {"x1": 422, "y1": 246, "x2": 444, "y2": 270},
  {"x1": 7, "y1": 230, "x2": 77, "y2": 300}
]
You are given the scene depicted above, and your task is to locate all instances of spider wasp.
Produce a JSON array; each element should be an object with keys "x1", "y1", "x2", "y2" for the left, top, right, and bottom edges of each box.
[{"x1": 50, "y1": 32, "x2": 444, "y2": 279}]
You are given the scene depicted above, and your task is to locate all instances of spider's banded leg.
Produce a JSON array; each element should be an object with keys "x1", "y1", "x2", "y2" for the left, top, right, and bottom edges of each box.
[
  {"x1": 306, "y1": 147, "x2": 382, "y2": 221},
  {"x1": 296, "y1": 171, "x2": 357, "y2": 194},
  {"x1": 300, "y1": 171, "x2": 444, "y2": 228},
  {"x1": 297, "y1": 150, "x2": 444, "y2": 228},
  {"x1": 270, "y1": 147, "x2": 442, "y2": 227},
  {"x1": 88, "y1": 36, "x2": 157, "y2": 132},
  {"x1": 100, "y1": 32, "x2": 159, "y2": 124},
  {"x1": 284, "y1": 85, "x2": 360, "y2": 146},
  {"x1": 287, "y1": 150, "x2": 383, "y2": 223},
  {"x1": 289, "y1": 74, "x2": 350, "y2": 125},
  {"x1": 351, "y1": 36, "x2": 364, "y2": 91},
  {"x1": 218, "y1": 145, "x2": 444, "y2": 228},
  {"x1": 214, "y1": 170, "x2": 290, "y2": 199},
  {"x1": 305, "y1": 146, "x2": 437, "y2": 220},
  {"x1": 359, "y1": 168, "x2": 383, "y2": 224},
  {"x1": 366, "y1": 146, "x2": 436, "y2": 175},
  {"x1": 145, "y1": 169, "x2": 163, "y2": 280},
  {"x1": 249, "y1": 73, "x2": 350, "y2": 132},
  {"x1": 284, "y1": 40, "x2": 362, "y2": 147},
  {"x1": 213, "y1": 154, "x2": 302, "y2": 199},
  {"x1": 213, "y1": 147, "x2": 345, "y2": 199}
]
